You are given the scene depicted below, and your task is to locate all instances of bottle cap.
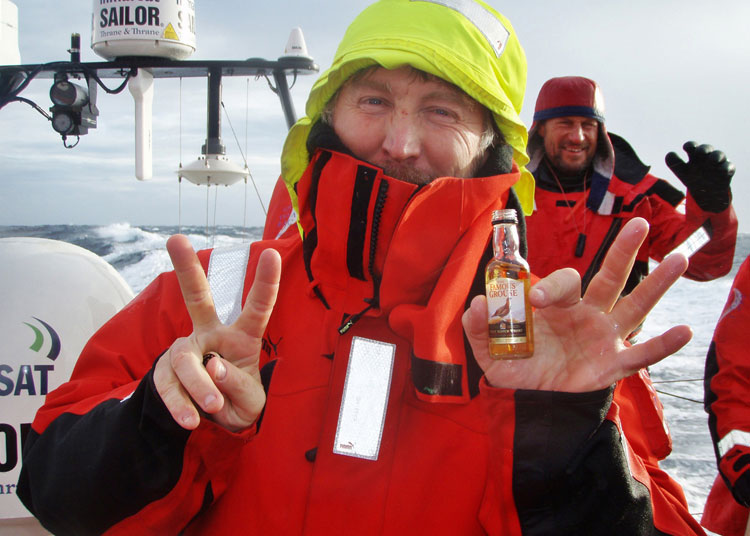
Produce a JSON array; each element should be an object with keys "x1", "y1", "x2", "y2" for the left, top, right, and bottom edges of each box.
[{"x1": 491, "y1": 208, "x2": 517, "y2": 225}]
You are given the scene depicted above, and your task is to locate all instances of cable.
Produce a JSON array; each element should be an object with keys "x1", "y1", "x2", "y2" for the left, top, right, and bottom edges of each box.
[
  {"x1": 0, "y1": 62, "x2": 63, "y2": 108},
  {"x1": 205, "y1": 183, "x2": 210, "y2": 248},
  {"x1": 178, "y1": 79, "x2": 184, "y2": 235},
  {"x1": 652, "y1": 378, "x2": 703, "y2": 384},
  {"x1": 179, "y1": 78, "x2": 183, "y2": 167},
  {"x1": 221, "y1": 100, "x2": 267, "y2": 215},
  {"x1": 245, "y1": 78, "x2": 249, "y2": 169},
  {"x1": 654, "y1": 389, "x2": 703, "y2": 405},
  {"x1": 243, "y1": 79, "x2": 250, "y2": 239},
  {"x1": 212, "y1": 184, "x2": 219, "y2": 247},
  {"x1": 243, "y1": 177, "x2": 248, "y2": 238},
  {"x1": 84, "y1": 66, "x2": 135, "y2": 94},
  {"x1": 178, "y1": 177, "x2": 183, "y2": 234},
  {"x1": 288, "y1": 71, "x2": 298, "y2": 90},
  {"x1": 6, "y1": 96, "x2": 52, "y2": 121},
  {"x1": 62, "y1": 135, "x2": 80, "y2": 149},
  {"x1": 263, "y1": 74, "x2": 278, "y2": 95}
]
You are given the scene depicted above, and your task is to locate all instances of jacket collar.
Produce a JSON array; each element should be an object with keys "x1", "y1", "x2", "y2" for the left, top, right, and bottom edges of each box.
[{"x1": 296, "y1": 148, "x2": 520, "y2": 402}]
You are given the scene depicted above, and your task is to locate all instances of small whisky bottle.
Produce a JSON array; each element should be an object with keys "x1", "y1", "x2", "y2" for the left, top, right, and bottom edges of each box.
[{"x1": 485, "y1": 209, "x2": 534, "y2": 359}]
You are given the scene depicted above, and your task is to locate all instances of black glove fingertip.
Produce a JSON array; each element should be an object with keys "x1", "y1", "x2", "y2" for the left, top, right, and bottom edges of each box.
[
  {"x1": 695, "y1": 144, "x2": 715, "y2": 158},
  {"x1": 682, "y1": 140, "x2": 698, "y2": 154},
  {"x1": 723, "y1": 161, "x2": 737, "y2": 180},
  {"x1": 708, "y1": 150, "x2": 726, "y2": 165},
  {"x1": 665, "y1": 151, "x2": 683, "y2": 170}
]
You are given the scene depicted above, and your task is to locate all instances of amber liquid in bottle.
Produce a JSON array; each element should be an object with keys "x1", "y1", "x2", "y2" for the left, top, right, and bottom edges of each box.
[{"x1": 485, "y1": 209, "x2": 534, "y2": 359}]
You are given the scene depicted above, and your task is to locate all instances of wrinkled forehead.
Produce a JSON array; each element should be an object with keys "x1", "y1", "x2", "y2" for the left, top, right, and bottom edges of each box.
[{"x1": 340, "y1": 65, "x2": 484, "y2": 111}]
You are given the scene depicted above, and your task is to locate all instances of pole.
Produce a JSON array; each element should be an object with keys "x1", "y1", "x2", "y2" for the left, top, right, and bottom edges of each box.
[{"x1": 273, "y1": 70, "x2": 297, "y2": 130}]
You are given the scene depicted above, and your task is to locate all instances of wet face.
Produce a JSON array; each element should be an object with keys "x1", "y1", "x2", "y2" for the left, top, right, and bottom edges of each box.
[
  {"x1": 330, "y1": 66, "x2": 492, "y2": 184},
  {"x1": 538, "y1": 116, "x2": 599, "y2": 175}
]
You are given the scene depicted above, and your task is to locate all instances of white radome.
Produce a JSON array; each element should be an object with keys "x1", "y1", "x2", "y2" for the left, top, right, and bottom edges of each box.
[{"x1": 0, "y1": 237, "x2": 134, "y2": 531}]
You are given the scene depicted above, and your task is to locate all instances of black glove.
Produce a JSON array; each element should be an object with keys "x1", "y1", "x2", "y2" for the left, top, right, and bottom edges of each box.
[
  {"x1": 719, "y1": 444, "x2": 750, "y2": 507},
  {"x1": 665, "y1": 141, "x2": 735, "y2": 213}
]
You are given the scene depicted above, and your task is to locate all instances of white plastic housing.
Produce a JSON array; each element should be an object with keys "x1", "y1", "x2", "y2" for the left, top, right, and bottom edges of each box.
[
  {"x1": 0, "y1": 238, "x2": 133, "y2": 527},
  {"x1": 91, "y1": 0, "x2": 196, "y2": 60},
  {"x1": 128, "y1": 68, "x2": 154, "y2": 180},
  {"x1": 0, "y1": 0, "x2": 20, "y2": 65},
  {"x1": 177, "y1": 154, "x2": 249, "y2": 186},
  {"x1": 281, "y1": 27, "x2": 312, "y2": 59}
]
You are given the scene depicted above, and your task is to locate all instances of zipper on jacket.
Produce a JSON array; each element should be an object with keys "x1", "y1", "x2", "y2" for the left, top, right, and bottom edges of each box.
[{"x1": 338, "y1": 180, "x2": 389, "y2": 334}]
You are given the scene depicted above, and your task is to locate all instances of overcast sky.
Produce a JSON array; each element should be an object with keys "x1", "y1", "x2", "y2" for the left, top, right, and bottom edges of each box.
[{"x1": 1, "y1": 1, "x2": 748, "y2": 231}]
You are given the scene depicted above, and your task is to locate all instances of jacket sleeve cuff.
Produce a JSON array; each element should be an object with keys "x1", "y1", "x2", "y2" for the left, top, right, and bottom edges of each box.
[{"x1": 144, "y1": 364, "x2": 257, "y2": 465}]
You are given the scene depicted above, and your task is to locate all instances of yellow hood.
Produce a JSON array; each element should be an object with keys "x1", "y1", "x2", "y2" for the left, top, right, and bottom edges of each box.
[{"x1": 280, "y1": 0, "x2": 533, "y2": 218}]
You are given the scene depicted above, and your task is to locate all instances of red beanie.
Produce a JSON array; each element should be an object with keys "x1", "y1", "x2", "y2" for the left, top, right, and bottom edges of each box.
[{"x1": 532, "y1": 76, "x2": 605, "y2": 124}]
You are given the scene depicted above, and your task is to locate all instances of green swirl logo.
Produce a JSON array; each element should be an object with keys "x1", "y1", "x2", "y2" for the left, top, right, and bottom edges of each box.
[{"x1": 23, "y1": 317, "x2": 61, "y2": 361}]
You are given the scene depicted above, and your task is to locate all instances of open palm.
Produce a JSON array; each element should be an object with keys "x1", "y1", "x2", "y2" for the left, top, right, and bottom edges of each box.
[{"x1": 463, "y1": 218, "x2": 693, "y2": 392}]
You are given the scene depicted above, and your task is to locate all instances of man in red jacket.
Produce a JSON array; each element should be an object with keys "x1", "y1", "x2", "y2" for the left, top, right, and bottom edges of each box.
[
  {"x1": 703, "y1": 255, "x2": 750, "y2": 535},
  {"x1": 18, "y1": 2, "x2": 705, "y2": 535},
  {"x1": 525, "y1": 76, "x2": 737, "y2": 296}
]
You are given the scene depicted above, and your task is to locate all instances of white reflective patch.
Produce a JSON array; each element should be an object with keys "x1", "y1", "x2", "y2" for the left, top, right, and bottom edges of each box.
[
  {"x1": 333, "y1": 337, "x2": 395, "y2": 460},
  {"x1": 598, "y1": 191, "x2": 615, "y2": 215},
  {"x1": 207, "y1": 244, "x2": 251, "y2": 325},
  {"x1": 718, "y1": 429, "x2": 750, "y2": 458},
  {"x1": 412, "y1": 0, "x2": 510, "y2": 57},
  {"x1": 275, "y1": 207, "x2": 298, "y2": 239},
  {"x1": 718, "y1": 288, "x2": 743, "y2": 323},
  {"x1": 669, "y1": 226, "x2": 710, "y2": 259}
]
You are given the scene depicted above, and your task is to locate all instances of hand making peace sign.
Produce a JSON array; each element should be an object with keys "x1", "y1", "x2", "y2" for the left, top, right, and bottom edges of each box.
[{"x1": 154, "y1": 235, "x2": 281, "y2": 432}]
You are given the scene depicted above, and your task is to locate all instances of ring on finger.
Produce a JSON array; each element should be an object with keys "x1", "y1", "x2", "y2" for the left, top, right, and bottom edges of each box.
[{"x1": 202, "y1": 351, "x2": 221, "y2": 367}]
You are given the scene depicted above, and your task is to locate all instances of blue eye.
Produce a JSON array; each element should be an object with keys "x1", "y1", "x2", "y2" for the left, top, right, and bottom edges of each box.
[{"x1": 428, "y1": 107, "x2": 458, "y2": 122}]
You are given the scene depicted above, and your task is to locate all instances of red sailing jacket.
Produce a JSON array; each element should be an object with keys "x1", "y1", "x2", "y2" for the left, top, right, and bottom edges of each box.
[
  {"x1": 263, "y1": 175, "x2": 298, "y2": 240},
  {"x1": 702, "y1": 256, "x2": 750, "y2": 536},
  {"x1": 18, "y1": 151, "x2": 703, "y2": 535},
  {"x1": 526, "y1": 134, "x2": 737, "y2": 296}
]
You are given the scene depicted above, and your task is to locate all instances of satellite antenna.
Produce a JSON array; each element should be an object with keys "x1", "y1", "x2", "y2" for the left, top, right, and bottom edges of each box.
[
  {"x1": 177, "y1": 27, "x2": 313, "y2": 187},
  {"x1": 91, "y1": 0, "x2": 197, "y2": 180},
  {"x1": 282, "y1": 27, "x2": 312, "y2": 61},
  {"x1": 176, "y1": 65, "x2": 249, "y2": 187}
]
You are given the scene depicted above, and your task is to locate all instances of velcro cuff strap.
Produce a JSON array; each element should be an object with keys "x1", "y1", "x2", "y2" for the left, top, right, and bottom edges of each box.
[{"x1": 719, "y1": 429, "x2": 750, "y2": 458}]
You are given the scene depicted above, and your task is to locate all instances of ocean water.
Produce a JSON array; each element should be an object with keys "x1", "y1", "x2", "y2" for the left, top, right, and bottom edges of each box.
[
  {"x1": 2, "y1": 223, "x2": 749, "y2": 527},
  {"x1": 0, "y1": 224, "x2": 265, "y2": 294}
]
